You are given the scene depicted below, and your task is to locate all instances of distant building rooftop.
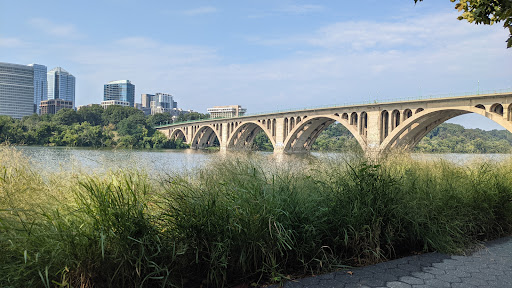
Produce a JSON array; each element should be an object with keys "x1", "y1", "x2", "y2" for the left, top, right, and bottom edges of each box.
[
  {"x1": 107, "y1": 80, "x2": 132, "y2": 85},
  {"x1": 207, "y1": 105, "x2": 246, "y2": 118},
  {"x1": 48, "y1": 67, "x2": 72, "y2": 75}
]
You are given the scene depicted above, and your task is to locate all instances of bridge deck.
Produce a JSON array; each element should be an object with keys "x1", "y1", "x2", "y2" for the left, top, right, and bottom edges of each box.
[{"x1": 155, "y1": 90, "x2": 511, "y2": 128}]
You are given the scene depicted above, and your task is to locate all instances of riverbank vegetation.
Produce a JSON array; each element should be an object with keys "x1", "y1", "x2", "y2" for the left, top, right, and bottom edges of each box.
[
  {"x1": 267, "y1": 122, "x2": 511, "y2": 153},
  {"x1": 1, "y1": 147, "x2": 512, "y2": 287},
  {"x1": 0, "y1": 106, "x2": 201, "y2": 149}
]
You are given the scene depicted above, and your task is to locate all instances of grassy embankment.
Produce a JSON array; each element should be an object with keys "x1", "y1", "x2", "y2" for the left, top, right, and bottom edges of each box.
[{"x1": 1, "y1": 147, "x2": 512, "y2": 287}]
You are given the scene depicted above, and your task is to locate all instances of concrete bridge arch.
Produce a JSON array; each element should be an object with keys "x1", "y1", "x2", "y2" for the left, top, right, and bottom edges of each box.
[
  {"x1": 191, "y1": 125, "x2": 221, "y2": 149},
  {"x1": 169, "y1": 128, "x2": 187, "y2": 142},
  {"x1": 226, "y1": 121, "x2": 275, "y2": 150},
  {"x1": 380, "y1": 104, "x2": 512, "y2": 151},
  {"x1": 282, "y1": 114, "x2": 367, "y2": 153}
]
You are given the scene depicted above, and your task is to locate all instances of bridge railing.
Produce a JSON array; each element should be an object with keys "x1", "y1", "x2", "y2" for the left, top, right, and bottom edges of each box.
[{"x1": 154, "y1": 88, "x2": 512, "y2": 128}]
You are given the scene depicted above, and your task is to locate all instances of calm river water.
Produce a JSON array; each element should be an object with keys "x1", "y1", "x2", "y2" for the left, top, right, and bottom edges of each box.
[{"x1": 11, "y1": 146, "x2": 512, "y2": 176}]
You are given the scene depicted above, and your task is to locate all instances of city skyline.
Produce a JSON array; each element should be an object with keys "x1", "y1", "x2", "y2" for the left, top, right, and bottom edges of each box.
[{"x1": 1, "y1": 0, "x2": 511, "y2": 129}]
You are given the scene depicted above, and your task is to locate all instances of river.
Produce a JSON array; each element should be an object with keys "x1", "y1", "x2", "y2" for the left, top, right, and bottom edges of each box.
[{"x1": 10, "y1": 146, "x2": 512, "y2": 176}]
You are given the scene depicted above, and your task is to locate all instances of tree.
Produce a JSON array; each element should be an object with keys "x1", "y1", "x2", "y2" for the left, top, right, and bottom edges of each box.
[
  {"x1": 176, "y1": 112, "x2": 209, "y2": 122},
  {"x1": 77, "y1": 105, "x2": 104, "y2": 126},
  {"x1": 53, "y1": 108, "x2": 82, "y2": 126},
  {"x1": 253, "y1": 131, "x2": 273, "y2": 151},
  {"x1": 147, "y1": 113, "x2": 173, "y2": 126},
  {"x1": 415, "y1": 0, "x2": 512, "y2": 47},
  {"x1": 117, "y1": 113, "x2": 150, "y2": 136},
  {"x1": 102, "y1": 105, "x2": 143, "y2": 125}
]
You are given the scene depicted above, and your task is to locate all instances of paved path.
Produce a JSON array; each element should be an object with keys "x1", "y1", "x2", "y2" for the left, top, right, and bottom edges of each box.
[{"x1": 278, "y1": 236, "x2": 512, "y2": 288}]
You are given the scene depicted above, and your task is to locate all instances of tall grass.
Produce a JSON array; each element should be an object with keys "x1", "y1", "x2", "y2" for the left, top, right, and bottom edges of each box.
[{"x1": 1, "y1": 147, "x2": 511, "y2": 287}]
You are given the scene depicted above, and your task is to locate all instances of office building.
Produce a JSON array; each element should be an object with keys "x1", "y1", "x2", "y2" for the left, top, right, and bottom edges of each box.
[
  {"x1": 28, "y1": 64, "x2": 47, "y2": 114},
  {"x1": 104, "y1": 80, "x2": 135, "y2": 107},
  {"x1": 101, "y1": 100, "x2": 131, "y2": 109},
  {"x1": 40, "y1": 99, "x2": 73, "y2": 115},
  {"x1": 141, "y1": 93, "x2": 177, "y2": 115},
  {"x1": 0, "y1": 62, "x2": 35, "y2": 119},
  {"x1": 207, "y1": 105, "x2": 246, "y2": 118},
  {"x1": 47, "y1": 67, "x2": 76, "y2": 108}
]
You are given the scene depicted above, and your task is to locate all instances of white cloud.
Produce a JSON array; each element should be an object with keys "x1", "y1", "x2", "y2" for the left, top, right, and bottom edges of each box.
[
  {"x1": 0, "y1": 37, "x2": 26, "y2": 48},
  {"x1": 248, "y1": 4, "x2": 324, "y2": 18},
  {"x1": 182, "y1": 6, "x2": 218, "y2": 16},
  {"x1": 249, "y1": 12, "x2": 506, "y2": 53},
  {"x1": 28, "y1": 18, "x2": 83, "y2": 38},
  {"x1": 278, "y1": 4, "x2": 324, "y2": 14}
]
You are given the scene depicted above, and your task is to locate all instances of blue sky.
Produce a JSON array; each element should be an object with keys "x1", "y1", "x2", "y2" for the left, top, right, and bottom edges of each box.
[{"x1": 1, "y1": 0, "x2": 511, "y2": 129}]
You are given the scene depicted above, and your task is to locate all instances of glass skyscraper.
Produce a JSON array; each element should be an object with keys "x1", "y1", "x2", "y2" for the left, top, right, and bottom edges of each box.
[
  {"x1": 0, "y1": 62, "x2": 35, "y2": 119},
  {"x1": 47, "y1": 67, "x2": 76, "y2": 108},
  {"x1": 104, "y1": 80, "x2": 135, "y2": 107},
  {"x1": 28, "y1": 64, "x2": 47, "y2": 114}
]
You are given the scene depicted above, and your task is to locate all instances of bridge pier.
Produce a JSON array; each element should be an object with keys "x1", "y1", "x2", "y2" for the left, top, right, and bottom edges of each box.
[{"x1": 364, "y1": 111, "x2": 384, "y2": 159}]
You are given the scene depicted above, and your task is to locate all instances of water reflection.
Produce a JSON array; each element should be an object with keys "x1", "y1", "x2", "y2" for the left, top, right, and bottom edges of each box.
[
  {"x1": 14, "y1": 146, "x2": 212, "y2": 175},
  {"x1": 13, "y1": 146, "x2": 512, "y2": 176}
]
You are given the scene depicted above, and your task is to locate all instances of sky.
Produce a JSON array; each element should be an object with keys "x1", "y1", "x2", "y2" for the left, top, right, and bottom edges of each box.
[{"x1": 1, "y1": 0, "x2": 511, "y2": 130}]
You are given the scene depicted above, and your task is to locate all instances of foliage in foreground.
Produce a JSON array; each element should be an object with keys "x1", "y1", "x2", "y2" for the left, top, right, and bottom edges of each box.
[{"x1": 1, "y1": 148, "x2": 512, "y2": 287}]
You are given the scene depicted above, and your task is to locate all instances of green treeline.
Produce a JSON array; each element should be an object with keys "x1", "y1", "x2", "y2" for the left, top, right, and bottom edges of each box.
[
  {"x1": 415, "y1": 123, "x2": 512, "y2": 153},
  {"x1": 311, "y1": 123, "x2": 361, "y2": 151},
  {"x1": 309, "y1": 122, "x2": 512, "y2": 153},
  {"x1": 0, "y1": 106, "x2": 207, "y2": 149}
]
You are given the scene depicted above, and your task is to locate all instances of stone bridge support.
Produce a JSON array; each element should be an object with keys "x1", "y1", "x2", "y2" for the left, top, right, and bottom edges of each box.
[{"x1": 365, "y1": 111, "x2": 382, "y2": 156}]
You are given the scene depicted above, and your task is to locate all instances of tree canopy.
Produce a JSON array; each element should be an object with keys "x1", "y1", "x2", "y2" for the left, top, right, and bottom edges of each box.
[
  {"x1": 415, "y1": 0, "x2": 512, "y2": 48},
  {"x1": 176, "y1": 112, "x2": 209, "y2": 122},
  {"x1": 0, "y1": 106, "x2": 188, "y2": 149}
]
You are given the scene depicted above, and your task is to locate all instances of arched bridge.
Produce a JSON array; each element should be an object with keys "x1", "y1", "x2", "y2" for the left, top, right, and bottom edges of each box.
[{"x1": 156, "y1": 91, "x2": 512, "y2": 156}]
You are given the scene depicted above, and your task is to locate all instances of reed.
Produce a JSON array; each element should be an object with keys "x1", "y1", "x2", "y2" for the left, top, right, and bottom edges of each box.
[{"x1": 1, "y1": 147, "x2": 511, "y2": 287}]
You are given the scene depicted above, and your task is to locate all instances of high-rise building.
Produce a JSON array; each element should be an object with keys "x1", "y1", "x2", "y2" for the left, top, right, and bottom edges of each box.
[
  {"x1": 104, "y1": 80, "x2": 135, "y2": 107},
  {"x1": 47, "y1": 67, "x2": 76, "y2": 108},
  {"x1": 141, "y1": 93, "x2": 177, "y2": 115},
  {"x1": 28, "y1": 64, "x2": 47, "y2": 114},
  {"x1": 0, "y1": 62, "x2": 35, "y2": 119}
]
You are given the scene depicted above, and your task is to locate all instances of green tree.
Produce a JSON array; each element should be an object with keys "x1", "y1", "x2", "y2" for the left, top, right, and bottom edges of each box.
[
  {"x1": 415, "y1": 0, "x2": 512, "y2": 47},
  {"x1": 21, "y1": 114, "x2": 42, "y2": 130},
  {"x1": 253, "y1": 131, "x2": 273, "y2": 151},
  {"x1": 147, "y1": 113, "x2": 173, "y2": 126},
  {"x1": 176, "y1": 112, "x2": 209, "y2": 122},
  {"x1": 53, "y1": 108, "x2": 82, "y2": 126},
  {"x1": 77, "y1": 105, "x2": 104, "y2": 126},
  {"x1": 117, "y1": 113, "x2": 150, "y2": 137},
  {"x1": 102, "y1": 105, "x2": 143, "y2": 125},
  {"x1": 0, "y1": 116, "x2": 17, "y2": 143},
  {"x1": 117, "y1": 135, "x2": 139, "y2": 148},
  {"x1": 310, "y1": 123, "x2": 359, "y2": 151},
  {"x1": 34, "y1": 122, "x2": 59, "y2": 145}
]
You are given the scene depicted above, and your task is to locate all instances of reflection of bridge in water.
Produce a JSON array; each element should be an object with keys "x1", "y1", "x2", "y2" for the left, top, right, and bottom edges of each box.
[{"x1": 156, "y1": 91, "x2": 512, "y2": 156}]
